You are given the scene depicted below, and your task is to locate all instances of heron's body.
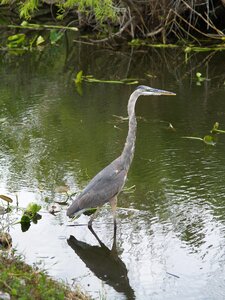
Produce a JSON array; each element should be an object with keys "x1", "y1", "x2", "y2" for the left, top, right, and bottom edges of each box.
[
  {"x1": 67, "y1": 156, "x2": 127, "y2": 215},
  {"x1": 67, "y1": 86, "x2": 175, "y2": 228}
]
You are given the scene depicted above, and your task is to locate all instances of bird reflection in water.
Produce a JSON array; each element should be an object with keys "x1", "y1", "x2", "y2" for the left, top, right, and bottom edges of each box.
[{"x1": 67, "y1": 228, "x2": 135, "y2": 299}]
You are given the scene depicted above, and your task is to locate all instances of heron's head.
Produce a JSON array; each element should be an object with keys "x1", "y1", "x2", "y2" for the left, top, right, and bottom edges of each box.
[{"x1": 136, "y1": 85, "x2": 176, "y2": 96}]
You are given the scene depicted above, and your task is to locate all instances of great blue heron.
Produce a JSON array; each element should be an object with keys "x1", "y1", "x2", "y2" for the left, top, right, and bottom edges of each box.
[{"x1": 67, "y1": 85, "x2": 176, "y2": 229}]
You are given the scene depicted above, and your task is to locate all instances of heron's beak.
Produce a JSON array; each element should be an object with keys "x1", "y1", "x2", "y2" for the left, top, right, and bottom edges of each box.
[
  {"x1": 155, "y1": 88, "x2": 176, "y2": 96},
  {"x1": 144, "y1": 88, "x2": 176, "y2": 96}
]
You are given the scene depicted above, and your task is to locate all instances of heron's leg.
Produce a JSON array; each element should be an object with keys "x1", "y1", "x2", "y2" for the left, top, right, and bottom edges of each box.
[
  {"x1": 88, "y1": 207, "x2": 100, "y2": 229},
  {"x1": 111, "y1": 223, "x2": 117, "y2": 256},
  {"x1": 110, "y1": 197, "x2": 117, "y2": 234}
]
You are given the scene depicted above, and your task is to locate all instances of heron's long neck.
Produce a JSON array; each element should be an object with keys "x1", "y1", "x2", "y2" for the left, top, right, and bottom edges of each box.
[{"x1": 121, "y1": 92, "x2": 138, "y2": 171}]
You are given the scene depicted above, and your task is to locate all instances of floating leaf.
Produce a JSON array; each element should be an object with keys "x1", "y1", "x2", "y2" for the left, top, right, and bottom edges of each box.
[
  {"x1": 7, "y1": 33, "x2": 26, "y2": 48},
  {"x1": 19, "y1": 203, "x2": 42, "y2": 232},
  {"x1": 182, "y1": 135, "x2": 216, "y2": 146},
  {"x1": 85, "y1": 76, "x2": 138, "y2": 85},
  {"x1": 26, "y1": 202, "x2": 41, "y2": 216},
  {"x1": 195, "y1": 72, "x2": 206, "y2": 85},
  {"x1": 75, "y1": 72, "x2": 139, "y2": 85},
  {"x1": 75, "y1": 70, "x2": 83, "y2": 85},
  {"x1": 7, "y1": 33, "x2": 25, "y2": 42},
  {"x1": 213, "y1": 122, "x2": 219, "y2": 130},
  {"x1": 21, "y1": 215, "x2": 31, "y2": 224},
  {"x1": 203, "y1": 135, "x2": 216, "y2": 146},
  {"x1": 211, "y1": 122, "x2": 225, "y2": 134},
  {"x1": 20, "y1": 216, "x2": 31, "y2": 232},
  {"x1": 0, "y1": 195, "x2": 13, "y2": 203},
  {"x1": 128, "y1": 39, "x2": 144, "y2": 46},
  {"x1": 32, "y1": 213, "x2": 42, "y2": 224}
]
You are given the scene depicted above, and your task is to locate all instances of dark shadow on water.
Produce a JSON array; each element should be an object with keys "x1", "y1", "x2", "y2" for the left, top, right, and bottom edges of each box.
[{"x1": 67, "y1": 228, "x2": 135, "y2": 299}]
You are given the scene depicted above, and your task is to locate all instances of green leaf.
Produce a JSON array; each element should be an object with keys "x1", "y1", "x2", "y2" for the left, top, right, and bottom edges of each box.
[
  {"x1": 21, "y1": 215, "x2": 31, "y2": 224},
  {"x1": 7, "y1": 33, "x2": 26, "y2": 48},
  {"x1": 50, "y1": 29, "x2": 63, "y2": 44},
  {"x1": 21, "y1": 218, "x2": 31, "y2": 232},
  {"x1": 84, "y1": 75, "x2": 138, "y2": 85},
  {"x1": 11, "y1": 288, "x2": 18, "y2": 296},
  {"x1": 182, "y1": 135, "x2": 216, "y2": 146},
  {"x1": 211, "y1": 122, "x2": 225, "y2": 134},
  {"x1": 32, "y1": 213, "x2": 42, "y2": 224},
  {"x1": 21, "y1": 21, "x2": 28, "y2": 26},
  {"x1": 213, "y1": 122, "x2": 219, "y2": 130},
  {"x1": 75, "y1": 70, "x2": 83, "y2": 85},
  {"x1": 203, "y1": 135, "x2": 216, "y2": 146},
  {"x1": 26, "y1": 202, "x2": 41, "y2": 215},
  {"x1": 19, "y1": 203, "x2": 42, "y2": 231},
  {"x1": 7, "y1": 33, "x2": 25, "y2": 42},
  {"x1": 36, "y1": 35, "x2": 45, "y2": 46}
]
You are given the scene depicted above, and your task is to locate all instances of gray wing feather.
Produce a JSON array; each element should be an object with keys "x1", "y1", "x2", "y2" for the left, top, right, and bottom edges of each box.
[{"x1": 67, "y1": 158, "x2": 126, "y2": 217}]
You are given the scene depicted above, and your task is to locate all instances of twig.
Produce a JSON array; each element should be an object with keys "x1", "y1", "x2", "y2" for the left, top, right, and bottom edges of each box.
[
  {"x1": 181, "y1": 0, "x2": 224, "y2": 35},
  {"x1": 89, "y1": 17, "x2": 134, "y2": 43},
  {"x1": 172, "y1": 9, "x2": 221, "y2": 40}
]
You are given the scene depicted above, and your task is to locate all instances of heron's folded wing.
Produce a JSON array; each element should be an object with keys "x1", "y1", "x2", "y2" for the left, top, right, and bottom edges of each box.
[{"x1": 76, "y1": 167, "x2": 127, "y2": 210}]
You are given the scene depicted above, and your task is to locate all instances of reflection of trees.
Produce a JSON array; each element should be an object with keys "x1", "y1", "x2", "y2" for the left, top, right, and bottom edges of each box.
[
  {"x1": 62, "y1": 40, "x2": 225, "y2": 88},
  {"x1": 0, "y1": 38, "x2": 225, "y2": 233}
]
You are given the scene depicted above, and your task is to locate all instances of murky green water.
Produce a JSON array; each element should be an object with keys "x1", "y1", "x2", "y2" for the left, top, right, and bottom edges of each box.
[{"x1": 1, "y1": 40, "x2": 225, "y2": 299}]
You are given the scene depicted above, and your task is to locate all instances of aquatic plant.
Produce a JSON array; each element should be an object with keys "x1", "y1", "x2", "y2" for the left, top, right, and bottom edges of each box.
[{"x1": 182, "y1": 122, "x2": 225, "y2": 146}]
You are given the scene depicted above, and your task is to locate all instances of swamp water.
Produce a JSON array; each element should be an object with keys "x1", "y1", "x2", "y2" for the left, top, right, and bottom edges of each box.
[{"x1": 1, "y1": 41, "x2": 225, "y2": 299}]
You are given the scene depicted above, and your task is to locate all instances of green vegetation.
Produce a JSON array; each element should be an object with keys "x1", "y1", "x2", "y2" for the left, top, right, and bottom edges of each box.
[
  {"x1": 195, "y1": 72, "x2": 206, "y2": 86},
  {"x1": 211, "y1": 122, "x2": 225, "y2": 134},
  {"x1": 75, "y1": 71, "x2": 138, "y2": 85},
  {"x1": 1, "y1": 0, "x2": 225, "y2": 44},
  {"x1": 182, "y1": 122, "x2": 225, "y2": 146},
  {"x1": 19, "y1": 202, "x2": 42, "y2": 232},
  {"x1": 0, "y1": 252, "x2": 89, "y2": 300},
  {"x1": 4, "y1": 29, "x2": 66, "y2": 50},
  {"x1": 0, "y1": 0, "x2": 117, "y2": 23},
  {"x1": 74, "y1": 71, "x2": 139, "y2": 95},
  {"x1": 59, "y1": 0, "x2": 117, "y2": 23}
]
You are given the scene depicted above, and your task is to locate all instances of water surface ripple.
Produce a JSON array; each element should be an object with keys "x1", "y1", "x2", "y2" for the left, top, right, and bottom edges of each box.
[{"x1": 1, "y1": 47, "x2": 225, "y2": 299}]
